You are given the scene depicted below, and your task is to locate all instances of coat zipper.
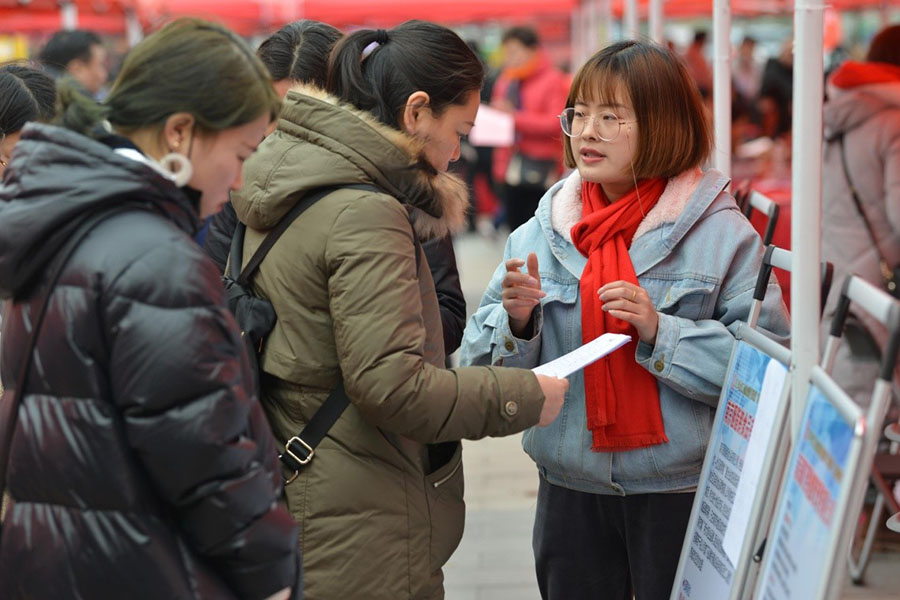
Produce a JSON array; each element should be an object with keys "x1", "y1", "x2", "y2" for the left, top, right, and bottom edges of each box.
[{"x1": 432, "y1": 458, "x2": 462, "y2": 489}]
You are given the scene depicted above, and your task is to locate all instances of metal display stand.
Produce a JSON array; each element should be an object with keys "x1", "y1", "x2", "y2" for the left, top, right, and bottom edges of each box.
[
  {"x1": 747, "y1": 245, "x2": 832, "y2": 331},
  {"x1": 754, "y1": 276, "x2": 900, "y2": 600},
  {"x1": 672, "y1": 246, "x2": 835, "y2": 600},
  {"x1": 744, "y1": 192, "x2": 781, "y2": 247},
  {"x1": 835, "y1": 277, "x2": 900, "y2": 584},
  {"x1": 670, "y1": 324, "x2": 792, "y2": 600},
  {"x1": 753, "y1": 367, "x2": 866, "y2": 600}
]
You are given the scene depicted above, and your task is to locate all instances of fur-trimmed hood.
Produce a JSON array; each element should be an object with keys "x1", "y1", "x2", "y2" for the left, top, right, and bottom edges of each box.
[{"x1": 231, "y1": 84, "x2": 468, "y2": 240}]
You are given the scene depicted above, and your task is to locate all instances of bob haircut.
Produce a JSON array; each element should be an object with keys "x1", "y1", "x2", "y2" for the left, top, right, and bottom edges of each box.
[{"x1": 563, "y1": 40, "x2": 712, "y2": 179}]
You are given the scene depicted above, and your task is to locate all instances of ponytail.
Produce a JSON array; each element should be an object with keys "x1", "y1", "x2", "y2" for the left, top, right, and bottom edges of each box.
[
  {"x1": 55, "y1": 79, "x2": 109, "y2": 136},
  {"x1": 327, "y1": 29, "x2": 398, "y2": 126},
  {"x1": 326, "y1": 20, "x2": 483, "y2": 129}
]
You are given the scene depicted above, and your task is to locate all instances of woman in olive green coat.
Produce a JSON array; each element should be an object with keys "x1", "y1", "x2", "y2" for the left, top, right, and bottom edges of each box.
[{"x1": 230, "y1": 21, "x2": 568, "y2": 600}]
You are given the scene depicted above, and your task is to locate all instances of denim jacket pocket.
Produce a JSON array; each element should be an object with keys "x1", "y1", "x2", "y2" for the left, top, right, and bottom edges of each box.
[
  {"x1": 541, "y1": 275, "x2": 579, "y2": 305},
  {"x1": 645, "y1": 276, "x2": 717, "y2": 321}
]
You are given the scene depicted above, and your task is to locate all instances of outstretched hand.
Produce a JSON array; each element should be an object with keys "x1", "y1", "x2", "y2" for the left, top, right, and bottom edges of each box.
[{"x1": 502, "y1": 252, "x2": 545, "y2": 338}]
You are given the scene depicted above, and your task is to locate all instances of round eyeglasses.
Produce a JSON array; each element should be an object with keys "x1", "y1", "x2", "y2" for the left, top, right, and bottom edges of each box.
[{"x1": 558, "y1": 108, "x2": 635, "y2": 141}]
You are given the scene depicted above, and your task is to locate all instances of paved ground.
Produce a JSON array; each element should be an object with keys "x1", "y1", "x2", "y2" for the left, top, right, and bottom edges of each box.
[{"x1": 443, "y1": 230, "x2": 900, "y2": 600}]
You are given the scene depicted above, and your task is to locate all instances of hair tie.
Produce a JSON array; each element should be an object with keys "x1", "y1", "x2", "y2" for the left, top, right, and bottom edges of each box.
[{"x1": 362, "y1": 30, "x2": 390, "y2": 60}]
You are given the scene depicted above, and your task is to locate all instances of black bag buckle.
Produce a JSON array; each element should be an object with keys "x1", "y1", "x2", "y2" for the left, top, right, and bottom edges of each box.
[{"x1": 279, "y1": 436, "x2": 315, "y2": 485}]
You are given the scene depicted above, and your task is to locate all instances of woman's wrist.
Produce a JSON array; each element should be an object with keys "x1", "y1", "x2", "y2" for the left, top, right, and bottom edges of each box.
[{"x1": 509, "y1": 310, "x2": 536, "y2": 339}]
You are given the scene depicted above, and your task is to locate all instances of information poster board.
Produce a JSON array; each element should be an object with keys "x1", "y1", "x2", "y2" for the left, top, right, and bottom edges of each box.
[
  {"x1": 755, "y1": 385, "x2": 859, "y2": 600},
  {"x1": 672, "y1": 339, "x2": 789, "y2": 600}
]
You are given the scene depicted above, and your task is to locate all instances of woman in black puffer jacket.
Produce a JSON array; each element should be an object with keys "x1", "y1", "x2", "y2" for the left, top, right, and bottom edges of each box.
[{"x1": 0, "y1": 19, "x2": 300, "y2": 600}]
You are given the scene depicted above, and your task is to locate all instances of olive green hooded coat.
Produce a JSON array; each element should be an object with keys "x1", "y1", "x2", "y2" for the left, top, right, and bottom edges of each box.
[{"x1": 230, "y1": 87, "x2": 546, "y2": 599}]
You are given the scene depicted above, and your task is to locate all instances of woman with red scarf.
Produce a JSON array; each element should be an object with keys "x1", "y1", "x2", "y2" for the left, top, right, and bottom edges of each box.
[
  {"x1": 821, "y1": 25, "x2": 900, "y2": 408},
  {"x1": 461, "y1": 41, "x2": 790, "y2": 600}
]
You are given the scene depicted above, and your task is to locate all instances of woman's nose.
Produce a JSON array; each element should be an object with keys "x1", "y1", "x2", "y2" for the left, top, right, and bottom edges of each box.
[{"x1": 580, "y1": 116, "x2": 600, "y2": 141}]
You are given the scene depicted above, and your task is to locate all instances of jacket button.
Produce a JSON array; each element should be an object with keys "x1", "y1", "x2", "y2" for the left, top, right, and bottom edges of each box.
[
  {"x1": 504, "y1": 339, "x2": 515, "y2": 352},
  {"x1": 654, "y1": 359, "x2": 665, "y2": 373},
  {"x1": 504, "y1": 401, "x2": 519, "y2": 417}
]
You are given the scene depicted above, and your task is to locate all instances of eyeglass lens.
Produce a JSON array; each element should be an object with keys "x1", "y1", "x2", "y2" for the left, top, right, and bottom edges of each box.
[{"x1": 560, "y1": 109, "x2": 623, "y2": 141}]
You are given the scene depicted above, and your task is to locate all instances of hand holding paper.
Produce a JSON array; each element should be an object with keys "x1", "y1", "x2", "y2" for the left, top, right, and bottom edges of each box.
[{"x1": 535, "y1": 375, "x2": 569, "y2": 426}]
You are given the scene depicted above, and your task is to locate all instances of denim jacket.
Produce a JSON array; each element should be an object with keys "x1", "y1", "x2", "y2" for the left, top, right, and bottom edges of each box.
[{"x1": 460, "y1": 169, "x2": 790, "y2": 495}]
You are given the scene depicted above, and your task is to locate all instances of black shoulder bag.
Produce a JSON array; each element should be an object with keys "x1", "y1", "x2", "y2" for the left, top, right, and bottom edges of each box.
[
  {"x1": 224, "y1": 184, "x2": 420, "y2": 485},
  {"x1": 834, "y1": 132, "x2": 900, "y2": 298},
  {"x1": 0, "y1": 206, "x2": 138, "y2": 533}
]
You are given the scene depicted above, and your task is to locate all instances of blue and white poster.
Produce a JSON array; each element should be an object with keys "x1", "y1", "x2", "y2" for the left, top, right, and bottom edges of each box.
[
  {"x1": 756, "y1": 386, "x2": 855, "y2": 600},
  {"x1": 675, "y1": 341, "x2": 787, "y2": 600}
]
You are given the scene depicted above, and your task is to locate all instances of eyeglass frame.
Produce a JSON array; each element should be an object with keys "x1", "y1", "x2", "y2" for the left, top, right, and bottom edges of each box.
[
  {"x1": 558, "y1": 107, "x2": 637, "y2": 142},
  {"x1": 0, "y1": 132, "x2": 6, "y2": 168}
]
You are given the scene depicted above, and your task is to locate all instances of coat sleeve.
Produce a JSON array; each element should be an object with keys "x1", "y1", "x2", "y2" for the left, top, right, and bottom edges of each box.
[
  {"x1": 635, "y1": 221, "x2": 791, "y2": 406},
  {"x1": 104, "y1": 241, "x2": 300, "y2": 600},
  {"x1": 460, "y1": 233, "x2": 543, "y2": 369},
  {"x1": 325, "y1": 194, "x2": 545, "y2": 443},
  {"x1": 202, "y1": 200, "x2": 238, "y2": 274},
  {"x1": 422, "y1": 234, "x2": 466, "y2": 355}
]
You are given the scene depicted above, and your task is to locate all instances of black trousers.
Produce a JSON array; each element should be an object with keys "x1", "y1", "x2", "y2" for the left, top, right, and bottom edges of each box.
[
  {"x1": 533, "y1": 476, "x2": 695, "y2": 600},
  {"x1": 502, "y1": 183, "x2": 546, "y2": 232}
]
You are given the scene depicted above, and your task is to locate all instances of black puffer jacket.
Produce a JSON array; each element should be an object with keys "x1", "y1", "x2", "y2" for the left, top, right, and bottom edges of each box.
[{"x1": 0, "y1": 124, "x2": 301, "y2": 600}]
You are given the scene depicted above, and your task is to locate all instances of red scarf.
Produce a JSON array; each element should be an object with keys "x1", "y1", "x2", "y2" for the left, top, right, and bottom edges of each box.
[
  {"x1": 830, "y1": 60, "x2": 900, "y2": 90},
  {"x1": 571, "y1": 178, "x2": 670, "y2": 451}
]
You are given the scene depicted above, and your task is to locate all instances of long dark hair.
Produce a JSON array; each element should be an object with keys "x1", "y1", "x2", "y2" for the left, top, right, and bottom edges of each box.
[
  {"x1": 326, "y1": 20, "x2": 483, "y2": 129},
  {"x1": 57, "y1": 18, "x2": 281, "y2": 137},
  {"x1": 257, "y1": 20, "x2": 342, "y2": 87},
  {"x1": 0, "y1": 65, "x2": 57, "y2": 137}
]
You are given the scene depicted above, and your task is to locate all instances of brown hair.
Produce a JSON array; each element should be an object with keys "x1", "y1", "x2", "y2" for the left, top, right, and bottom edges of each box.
[
  {"x1": 867, "y1": 24, "x2": 900, "y2": 67},
  {"x1": 562, "y1": 40, "x2": 712, "y2": 179}
]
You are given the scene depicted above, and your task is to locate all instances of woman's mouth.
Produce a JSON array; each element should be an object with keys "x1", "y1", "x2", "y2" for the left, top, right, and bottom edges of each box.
[{"x1": 580, "y1": 148, "x2": 606, "y2": 164}]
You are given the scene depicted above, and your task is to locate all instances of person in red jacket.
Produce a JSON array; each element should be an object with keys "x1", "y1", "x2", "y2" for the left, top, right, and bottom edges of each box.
[{"x1": 492, "y1": 26, "x2": 570, "y2": 231}]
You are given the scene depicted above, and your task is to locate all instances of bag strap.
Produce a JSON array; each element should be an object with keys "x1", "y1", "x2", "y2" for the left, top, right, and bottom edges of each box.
[
  {"x1": 834, "y1": 133, "x2": 894, "y2": 274},
  {"x1": 276, "y1": 185, "x2": 425, "y2": 483},
  {"x1": 0, "y1": 205, "x2": 139, "y2": 511},
  {"x1": 235, "y1": 184, "x2": 383, "y2": 286}
]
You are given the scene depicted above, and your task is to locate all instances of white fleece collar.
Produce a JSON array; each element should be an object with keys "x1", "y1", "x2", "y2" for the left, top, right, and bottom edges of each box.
[{"x1": 550, "y1": 169, "x2": 705, "y2": 243}]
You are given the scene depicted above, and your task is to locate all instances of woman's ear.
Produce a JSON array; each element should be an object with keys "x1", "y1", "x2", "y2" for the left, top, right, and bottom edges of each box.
[
  {"x1": 401, "y1": 90, "x2": 431, "y2": 136},
  {"x1": 161, "y1": 112, "x2": 196, "y2": 154}
]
